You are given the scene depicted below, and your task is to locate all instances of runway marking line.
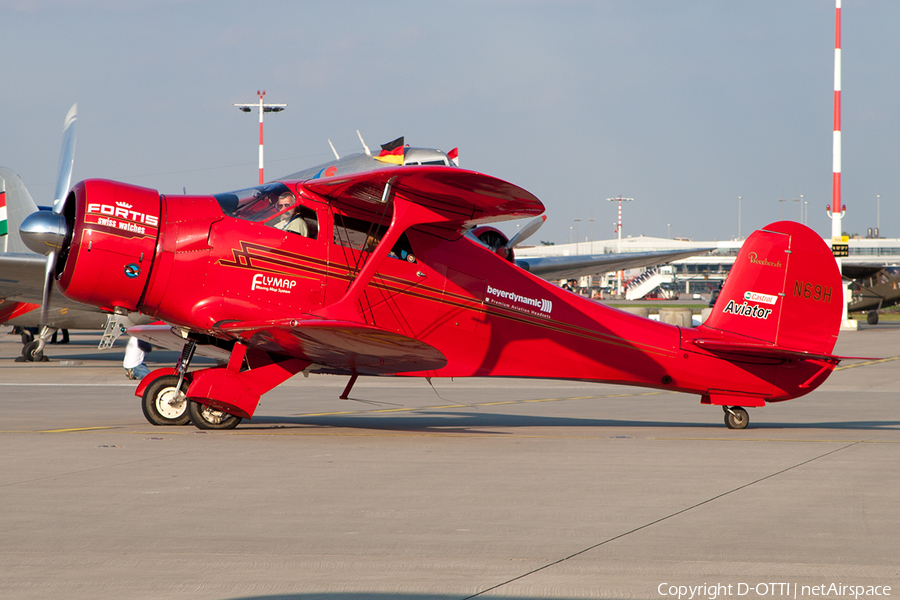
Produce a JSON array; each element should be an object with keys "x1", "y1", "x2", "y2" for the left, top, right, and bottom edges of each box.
[{"x1": 29, "y1": 426, "x2": 117, "y2": 433}]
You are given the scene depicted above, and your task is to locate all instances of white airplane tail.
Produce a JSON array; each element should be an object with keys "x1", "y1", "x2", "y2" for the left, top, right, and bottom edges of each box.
[{"x1": 0, "y1": 167, "x2": 40, "y2": 254}]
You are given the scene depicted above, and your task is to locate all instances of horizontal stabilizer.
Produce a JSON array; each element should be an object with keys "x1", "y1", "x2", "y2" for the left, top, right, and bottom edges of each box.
[
  {"x1": 693, "y1": 338, "x2": 879, "y2": 365},
  {"x1": 692, "y1": 339, "x2": 842, "y2": 363}
]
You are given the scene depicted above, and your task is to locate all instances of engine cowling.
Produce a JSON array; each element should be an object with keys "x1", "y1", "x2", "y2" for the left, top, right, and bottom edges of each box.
[{"x1": 57, "y1": 179, "x2": 162, "y2": 313}]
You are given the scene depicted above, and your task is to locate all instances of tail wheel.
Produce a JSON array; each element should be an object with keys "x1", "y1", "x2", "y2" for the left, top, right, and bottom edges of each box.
[
  {"x1": 724, "y1": 406, "x2": 749, "y2": 430},
  {"x1": 141, "y1": 375, "x2": 191, "y2": 426},
  {"x1": 188, "y1": 400, "x2": 242, "y2": 430}
]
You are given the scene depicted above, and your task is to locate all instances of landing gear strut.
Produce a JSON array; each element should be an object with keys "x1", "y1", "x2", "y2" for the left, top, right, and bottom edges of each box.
[{"x1": 723, "y1": 406, "x2": 749, "y2": 430}]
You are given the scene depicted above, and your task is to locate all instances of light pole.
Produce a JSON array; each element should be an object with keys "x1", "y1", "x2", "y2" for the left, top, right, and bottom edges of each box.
[
  {"x1": 877, "y1": 194, "x2": 881, "y2": 233},
  {"x1": 589, "y1": 213, "x2": 595, "y2": 252},
  {"x1": 234, "y1": 90, "x2": 287, "y2": 184},
  {"x1": 607, "y1": 196, "x2": 634, "y2": 254},
  {"x1": 573, "y1": 215, "x2": 581, "y2": 253},
  {"x1": 667, "y1": 223, "x2": 671, "y2": 239},
  {"x1": 607, "y1": 196, "x2": 633, "y2": 295}
]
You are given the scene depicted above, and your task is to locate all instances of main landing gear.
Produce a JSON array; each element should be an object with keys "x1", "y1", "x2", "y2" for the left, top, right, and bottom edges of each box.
[
  {"x1": 723, "y1": 406, "x2": 749, "y2": 430},
  {"x1": 187, "y1": 401, "x2": 242, "y2": 430},
  {"x1": 141, "y1": 340, "x2": 196, "y2": 426},
  {"x1": 139, "y1": 339, "x2": 243, "y2": 430},
  {"x1": 142, "y1": 375, "x2": 191, "y2": 426}
]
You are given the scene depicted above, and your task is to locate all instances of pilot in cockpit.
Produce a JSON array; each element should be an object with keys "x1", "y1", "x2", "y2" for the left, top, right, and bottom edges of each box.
[{"x1": 272, "y1": 192, "x2": 309, "y2": 237}]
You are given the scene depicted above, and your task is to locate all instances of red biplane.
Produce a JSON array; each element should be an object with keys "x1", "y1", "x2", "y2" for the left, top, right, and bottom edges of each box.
[{"x1": 20, "y1": 159, "x2": 844, "y2": 430}]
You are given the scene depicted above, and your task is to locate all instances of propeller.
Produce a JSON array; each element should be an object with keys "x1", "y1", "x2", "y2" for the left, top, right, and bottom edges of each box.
[
  {"x1": 472, "y1": 215, "x2": 547, "y2": 262},
  {"x1": 507, "y1": 215, "x2": 546, "y2": 250},
  {"x1": 19, "y1": 103, "x2": 78, "y2": 332}
]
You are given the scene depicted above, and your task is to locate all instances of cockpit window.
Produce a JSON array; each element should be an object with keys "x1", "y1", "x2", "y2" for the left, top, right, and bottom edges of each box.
[
  {"x1": 215, "y1": 184, "x2": 318, "y2": 239},
  {"x1": 214, "y1": 183, "x2": 293, "y2": 222}
]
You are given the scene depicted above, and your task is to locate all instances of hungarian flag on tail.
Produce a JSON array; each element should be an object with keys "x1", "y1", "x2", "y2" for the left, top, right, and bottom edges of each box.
[
  {"x1": 0, "y1": 189, "x2": 8, "y2": 237},
  {"x1": 376, "y1": 137, "x2": 405, "y2": 164}
]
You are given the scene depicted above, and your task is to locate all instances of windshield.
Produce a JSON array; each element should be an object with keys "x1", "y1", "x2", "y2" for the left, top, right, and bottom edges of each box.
[{"x1": 214, "y1": 183, "x2": 293, "y2": 222}]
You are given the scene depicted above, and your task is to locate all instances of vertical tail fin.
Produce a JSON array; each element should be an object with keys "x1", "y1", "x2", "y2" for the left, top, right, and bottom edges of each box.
[
  {"x1": 700, "y1": 221, "x2": 842, "y2": 356},
  {"x1": 0, "y1": 167, "x2": 40, "y2": 254}
]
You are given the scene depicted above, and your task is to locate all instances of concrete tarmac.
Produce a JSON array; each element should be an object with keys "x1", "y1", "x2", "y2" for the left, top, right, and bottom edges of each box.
[{"x1": 1, "y1": 326, "x2": 898, "y2": 599}]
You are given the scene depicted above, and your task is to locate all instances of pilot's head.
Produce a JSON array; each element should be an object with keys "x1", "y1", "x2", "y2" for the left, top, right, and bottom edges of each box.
[{"x1": 276, "y1": 192, "x2": 296, "y2": 222}]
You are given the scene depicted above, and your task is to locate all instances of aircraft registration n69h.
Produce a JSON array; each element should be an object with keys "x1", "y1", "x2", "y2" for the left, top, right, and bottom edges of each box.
[{"x1": 20, "y1": 141, "x2": 844, "y2": 431}]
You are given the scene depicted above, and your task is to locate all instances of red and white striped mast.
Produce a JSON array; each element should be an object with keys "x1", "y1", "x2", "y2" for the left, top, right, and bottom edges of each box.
[
  {"x1": 607, "y1": 196, "x2": 633, "y2": 295},
  {"x1": 826, "y1": 1, "x2": 852, "y2": 326},
  {"x1": 828, "y1": 0, "x2": 845, "y2": 240},
  {"x1": 234, "y1": 91, "x2": 287, "y2": 185}
]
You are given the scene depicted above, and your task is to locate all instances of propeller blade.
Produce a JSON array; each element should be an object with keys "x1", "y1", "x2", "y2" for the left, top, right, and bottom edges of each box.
[
  {"x1": 52, "y1": 103, "x2": 77, "y2": 214},
  {"x1": 507, "y1": 215, "x2": 547, "y2": 249}
]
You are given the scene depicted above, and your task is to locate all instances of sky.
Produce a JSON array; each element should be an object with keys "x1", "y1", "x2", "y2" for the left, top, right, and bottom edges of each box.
[{"x1": 2, "y1": 0, "x2": 899, "y2": 245}]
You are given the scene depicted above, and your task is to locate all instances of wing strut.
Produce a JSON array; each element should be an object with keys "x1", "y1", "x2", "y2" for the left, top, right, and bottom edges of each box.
[
  {"x1": 314, "y1": 181, "x2": 453, "y2": 323},
  {"x1": 340, "y1": 374, "x2": 358, "y2": 399}
]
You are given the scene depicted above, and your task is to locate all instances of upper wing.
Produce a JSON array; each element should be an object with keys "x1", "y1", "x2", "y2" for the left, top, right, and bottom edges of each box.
[
  {"x1": 516, "y1": 248, "x2": 713, "y2": 281},
  {"x1": 301, "y1": 166, "x2": 544, "y2": 229}
]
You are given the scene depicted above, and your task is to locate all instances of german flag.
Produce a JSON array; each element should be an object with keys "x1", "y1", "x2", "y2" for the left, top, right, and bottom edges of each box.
[{"x1": 376, "y1": 137, "x2": 405, "y2": 164}]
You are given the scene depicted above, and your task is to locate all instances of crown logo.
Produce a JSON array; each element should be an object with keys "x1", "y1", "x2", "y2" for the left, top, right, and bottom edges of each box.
[{"x1": 115, "y1": 202, "x2": 133, "y2": 209}]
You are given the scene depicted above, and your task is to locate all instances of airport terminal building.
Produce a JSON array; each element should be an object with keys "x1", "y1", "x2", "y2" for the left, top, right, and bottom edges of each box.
[{"x1": 516, "y1": 234, "x2": 900, "y2": 300}]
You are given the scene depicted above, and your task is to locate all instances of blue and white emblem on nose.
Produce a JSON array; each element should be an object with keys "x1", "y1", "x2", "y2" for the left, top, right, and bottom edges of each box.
[{"x1": 124, "y1": 263, "x2": 141, "y2": 278}]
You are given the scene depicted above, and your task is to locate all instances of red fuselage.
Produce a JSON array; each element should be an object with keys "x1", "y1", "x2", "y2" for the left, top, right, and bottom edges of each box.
[{"x1": 57, "y1": 179, "x2": 835, "y2": 408}]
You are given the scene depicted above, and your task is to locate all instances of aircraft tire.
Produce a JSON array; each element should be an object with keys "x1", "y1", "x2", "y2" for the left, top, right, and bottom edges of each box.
[
  {"x1": 867, "y1": 311, "x2": 879, "y2": 325},
  {"x1": 22, "y1": 341, "x2": 43, "y2": 362},
  {"x1": 141, "y1": 375, "x2": 191, "y2": 426},
  {"x1": 187, "y1": 400, "x2": 242, "y2": 430},
  {"x1": 724, "y1": 406, "x2": 749, "y2": 430},
  {"x1": 21, "y1": 330, "x2": 35, "y2": 344}
]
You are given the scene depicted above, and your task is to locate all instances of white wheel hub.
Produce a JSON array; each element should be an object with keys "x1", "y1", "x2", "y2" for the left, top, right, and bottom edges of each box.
[{"x1": 155, "y1": 387, "x2": 187, "y2": 419}]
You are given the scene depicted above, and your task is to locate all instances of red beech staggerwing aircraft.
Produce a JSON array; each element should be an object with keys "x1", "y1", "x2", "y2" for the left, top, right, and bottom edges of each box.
[{"x1": 19, "y1": 158, "x2": 844, "y2": 430}]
